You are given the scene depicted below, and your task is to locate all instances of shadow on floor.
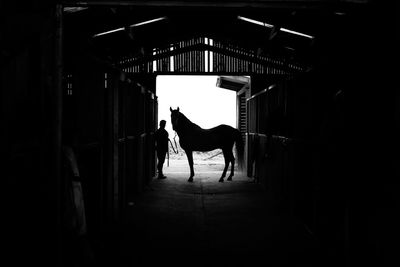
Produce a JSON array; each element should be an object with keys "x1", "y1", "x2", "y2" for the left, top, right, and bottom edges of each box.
[{"x1": 90, "y1": 161, "x2": 319, "y2": 267}]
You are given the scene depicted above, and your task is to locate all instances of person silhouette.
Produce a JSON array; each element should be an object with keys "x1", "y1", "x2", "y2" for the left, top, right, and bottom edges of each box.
[{"x1": 154, "y1": 120, "x2": 169, "y2": 179}]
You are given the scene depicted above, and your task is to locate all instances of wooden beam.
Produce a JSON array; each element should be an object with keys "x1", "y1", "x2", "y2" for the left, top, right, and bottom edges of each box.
[{"x1": 64, "y1": 0, "x2": 369, "y2": 9}]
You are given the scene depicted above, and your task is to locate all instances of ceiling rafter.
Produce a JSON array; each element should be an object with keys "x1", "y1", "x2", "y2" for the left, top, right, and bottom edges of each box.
[{"x1": 118, "y1": 40, "x2": 305, "y2": 72}]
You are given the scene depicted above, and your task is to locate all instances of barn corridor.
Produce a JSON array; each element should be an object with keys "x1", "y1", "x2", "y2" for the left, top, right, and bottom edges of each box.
[
  {"x1": 3, "y1": 2, "x2": 395, "y2": 266},
  {"x1": 93, "y1": 161, "x2": 317, "y2": 267}
]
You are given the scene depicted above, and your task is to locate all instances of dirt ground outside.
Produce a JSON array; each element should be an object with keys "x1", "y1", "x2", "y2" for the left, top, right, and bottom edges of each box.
[{"x1": 164, "y1": 141, "x2": 241, "y2": 175}]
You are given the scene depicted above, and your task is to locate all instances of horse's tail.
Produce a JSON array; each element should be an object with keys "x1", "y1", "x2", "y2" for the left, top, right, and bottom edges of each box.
[{"x1": 234, "y1": 129, "x2": 245, "y2": 171}]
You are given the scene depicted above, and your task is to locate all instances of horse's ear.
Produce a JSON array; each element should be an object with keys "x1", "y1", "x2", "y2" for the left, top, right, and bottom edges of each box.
[
  {"x1": 170, "y1": 107, "x2": 173, "y2": 112},
  {"x1": 177, "y1": 107, "x2": 180, "y2": 112}
]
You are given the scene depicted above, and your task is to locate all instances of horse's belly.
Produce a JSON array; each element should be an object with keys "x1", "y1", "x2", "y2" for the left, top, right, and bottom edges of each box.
[
  {"x1": 179, "y1": 129, "x2": 234, "y2": 152},
  {"x1": 181, "y1": 139, "x2": 220, "y2": 152}
]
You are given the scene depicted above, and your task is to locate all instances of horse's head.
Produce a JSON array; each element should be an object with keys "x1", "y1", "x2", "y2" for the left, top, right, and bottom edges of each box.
[{"x1": 170, "y1": 107, "x2": 181, "y2": 131}]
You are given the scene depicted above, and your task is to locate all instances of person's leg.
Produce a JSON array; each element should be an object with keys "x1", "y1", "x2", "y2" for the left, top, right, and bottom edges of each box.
[
  {"x1": 157, "y1": 151, "x2": 162, "y2": 176},
  {"x1": 157, "y1": 151, "x2": 167, "y2": 178}
]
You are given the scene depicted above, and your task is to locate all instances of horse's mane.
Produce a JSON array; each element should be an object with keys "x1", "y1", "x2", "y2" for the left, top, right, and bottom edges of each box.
[{"x1": 178, "y1": 112, "x2": 202, "y2": 131}]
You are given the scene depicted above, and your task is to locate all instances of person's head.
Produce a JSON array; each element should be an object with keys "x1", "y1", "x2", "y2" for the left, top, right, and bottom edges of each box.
[{"x1": 159, "y1": 120, "x2": 166, "y2": 129}]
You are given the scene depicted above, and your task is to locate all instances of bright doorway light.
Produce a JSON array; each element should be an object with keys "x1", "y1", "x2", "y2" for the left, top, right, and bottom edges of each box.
[{"x1": 156, "y1": 75, "x2": 237, "y2": 138}]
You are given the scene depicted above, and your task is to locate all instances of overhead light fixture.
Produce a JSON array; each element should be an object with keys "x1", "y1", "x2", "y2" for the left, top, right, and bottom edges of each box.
[
  {"x1": 129, "y1": 17, "x2": 167, "y2": 28},
  {"x1": 280, "y1": 27, "x2": 314, "y2": 39},
  {"x1": 63, "y1": 7, "x2": 88, "y2": 13},
  {"x1": 93, "y1": 27, "x2": 125, "y2": 37},
  {"x1": 238, "y1": 16, "x2": 274, "y2": 28},
  {"x1": 93, "y1": 16, "x2": 167, "y2": 38}
]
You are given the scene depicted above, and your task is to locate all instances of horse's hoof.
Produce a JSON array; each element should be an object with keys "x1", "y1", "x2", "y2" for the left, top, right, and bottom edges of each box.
[
  {"x1": 218, "y1": 178, "x2": 224, "y2": 183},
  {"x1": 227, "y1": 177, "x2": 233, "y2": 181},
  {"x1": 188, "y1": 177, "x2": 193, "y2": 182}
]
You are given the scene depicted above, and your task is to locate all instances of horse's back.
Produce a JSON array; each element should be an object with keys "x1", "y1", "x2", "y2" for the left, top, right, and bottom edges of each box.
[
  {"x1": 180, "y1": 124, "x2": 238, "y2": 150},
  {"x1": 206, "y1": 124, "x2": 236, "y2": 133}
]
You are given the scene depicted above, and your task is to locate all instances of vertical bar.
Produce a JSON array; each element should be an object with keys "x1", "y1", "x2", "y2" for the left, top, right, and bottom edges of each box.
[
  {"x1": 180, "y1": 41, "x2": 183, "y2": 72},
  {"x1": 113, "y1": 73, "x2": 119, "y2": 221},
  {"x1": 219, "y1": 43, "x2": 222, "y2": 73},
  {"x1": 201, "y1": 38, "x2": 204, "y2": 72},
  {"x1": 189, "y1": 39, "x2": 192, "y2": 72},
  {"x1": 193, "y1": 39, "x2": 196, "y2": 72},
  {"x1": 187, "y1": 41, "x2": 190, "y2": 72},
  {"x1": 189, "y1": 49, "x2": 192, "y2": 72},
  {"x1": 199, "y1": 37, "x2": 203, "y2": 72},
  {"x1": 167, "y1": 47, "x2": 170, "y2": 72},
  {"x1": 203, "y1": 38, "x2": 206, "y2": 72},
  {"x1": 230, "y1": 55, "x2": 232, "y2": 73},
  {"x1": 183, "y1": 48, "x2": 186, "y2": 72},
  {"x1": 209, "y1": 39, "x2": 211, "y2": 73},
  {"x1": 228, "y1": 45, "x2": 231, "y2": 73},
  {"x1": 227, "y1": 54, "x2": 229, "y2": 73},
  {"x1": 55, "y1": 4, "x2": 63, "y2": 265},
  {"x1": 192, "y1": 39, "x2": 196, "y2": 72},
  {"x1": 198, "y1": 38, "x2": 201, "y2": 72},
  {"x1": 163, "y1": 48, "x2": 166, "y2": 72},
  {"x1": 160, "y1": 48, "x2": 163, "y2": 72},
  {"x1": 216, "y1": 41, "x2": 219, "y2": 72},
  {"x1": 196, "y1": 38, "x2": 201, "y2": 72},
  {"x1": 153, "y1": 48, "x2": 156, "y2": 72},
  {"x1": 171, "y1": 44, "x2": 175, "y2": 72},
  {"x1": 235, "y1": 50, "x2": 238, "y2": 73},
  {"x1": 195, "y1": 38, "x2": 197, "y2": 72},
  {"x1": 182, "y1": 42, "x2": 184, "y2": 72},
  {"x1": 191, "y1": 39, "x2": 194, "y2": 72},
  {"x1": 184, "y1": 41, "x2": 186, "y2": 72},
  {"x1": 159, "y1": 48, "x2": 162, "y2": 72},
  {"x1": 186, "y1": 40, "x2": 189, "y2": 72},
  {"x1": 214, "y1": 41, "x2": 218, "y2": 72},
  {"x1": 179, "y1": 41, "x2": 182, "y2": 72},
  {"x1": 177, "y1": 42, "x2": 180, "y2": 72},
  {"x1": 155, "y1": 49, "x2": 159, "y2": 72},
  {"x1": 231, "y1": 55, "x2": 233, "y2": 73},
  {"x1": 231, "y1": 52, "x2": 233, "y2": 73},
  {"x1": 181, "y1": 41, "x2": 184, "y2": 72}
]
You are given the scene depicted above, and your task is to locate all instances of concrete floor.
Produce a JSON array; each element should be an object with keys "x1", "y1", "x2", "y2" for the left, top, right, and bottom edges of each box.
[{"x1": 93, "y1": 160, "x2": 319, "y2": 267}]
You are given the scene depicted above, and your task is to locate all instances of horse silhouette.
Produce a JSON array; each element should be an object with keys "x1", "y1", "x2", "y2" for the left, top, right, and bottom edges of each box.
[{"x1": 170, "y1": 107, "x2": 244, "y2": 182}]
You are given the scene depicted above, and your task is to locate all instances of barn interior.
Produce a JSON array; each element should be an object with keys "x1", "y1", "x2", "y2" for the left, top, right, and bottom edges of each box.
[{"x1": 2, "y1": 1, "x2": 397, "y2": 267}]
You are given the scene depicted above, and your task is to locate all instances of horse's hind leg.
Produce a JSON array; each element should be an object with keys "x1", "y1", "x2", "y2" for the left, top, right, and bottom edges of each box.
[
  {"x1": 185, "y1": 150, "x2": 195, "y2": 182},
  {"x1": 219, "y1": 149, "x2": 229, "y2": 182},
  {"x1": 227, "y1": 150, "x2": 235, "y2": 181}
]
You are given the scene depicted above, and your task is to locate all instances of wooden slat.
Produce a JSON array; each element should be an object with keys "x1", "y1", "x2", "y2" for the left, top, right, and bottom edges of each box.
[{"x1": 121, "y1": 37, "x2": 302, "y2": 74}]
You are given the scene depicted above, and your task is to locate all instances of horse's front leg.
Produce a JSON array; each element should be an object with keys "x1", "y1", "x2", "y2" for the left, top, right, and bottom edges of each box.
[
  {"x1": 185, "y1": 150, "x2": 195, "y2": 182},
  {"x1": 227, "y1": 155, "x2": 235, "y2": 181}
]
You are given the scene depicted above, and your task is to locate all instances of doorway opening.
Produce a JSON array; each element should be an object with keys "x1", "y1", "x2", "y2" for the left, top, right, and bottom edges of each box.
[{"x1": 156, "y1": 75, "x2": 239, "y2": 175}]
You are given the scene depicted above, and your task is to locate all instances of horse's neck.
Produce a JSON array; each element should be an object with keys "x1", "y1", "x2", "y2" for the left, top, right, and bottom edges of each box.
[{"x1": 177, "y1": 115, "x2": 202, "y2": 135}]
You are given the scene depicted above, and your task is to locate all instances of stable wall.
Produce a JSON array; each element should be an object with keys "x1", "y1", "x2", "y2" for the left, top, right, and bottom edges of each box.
[{"x1": 2, "y1": 5, "x2": 62, "y2": 266}]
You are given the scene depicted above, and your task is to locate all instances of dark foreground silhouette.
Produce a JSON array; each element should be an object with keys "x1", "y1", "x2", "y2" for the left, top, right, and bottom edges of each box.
[{"x1": 170, "y1": 107, "x2": 244, "y2": 182}]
